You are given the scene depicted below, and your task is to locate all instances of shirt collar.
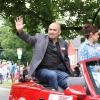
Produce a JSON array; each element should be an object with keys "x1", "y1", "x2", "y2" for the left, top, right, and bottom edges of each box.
[
  {"x1": 85, "y1": 39, "x2": 96, "y2": 47},
  {"x1": 49, "y1": 38, "x2": 59, "y2": 44}
]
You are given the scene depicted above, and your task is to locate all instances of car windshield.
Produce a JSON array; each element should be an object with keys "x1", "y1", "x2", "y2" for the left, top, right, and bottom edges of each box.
[{"x1": 86, "y1": 59, "x2": 100, "y2": 94}]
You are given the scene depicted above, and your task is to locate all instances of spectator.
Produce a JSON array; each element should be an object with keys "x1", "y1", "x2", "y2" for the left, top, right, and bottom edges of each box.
[{"x1": 9, "y1": 61, "x2": 16, "y2": 83}]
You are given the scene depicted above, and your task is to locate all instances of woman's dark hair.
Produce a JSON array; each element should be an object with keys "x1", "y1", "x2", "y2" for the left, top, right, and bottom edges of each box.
[{"x1": 81, "y1": 23, "x2": 98, "y2": 39}]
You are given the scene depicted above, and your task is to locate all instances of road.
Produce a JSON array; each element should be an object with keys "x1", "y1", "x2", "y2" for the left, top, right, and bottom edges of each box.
[{"x1": 0, "y1": 87, "x2": 10, "y2": 100}]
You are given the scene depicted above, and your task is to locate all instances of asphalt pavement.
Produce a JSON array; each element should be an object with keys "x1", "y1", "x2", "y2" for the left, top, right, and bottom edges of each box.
[{"x1": 0, "y1": 87, "x2": 10, "y2": 100}]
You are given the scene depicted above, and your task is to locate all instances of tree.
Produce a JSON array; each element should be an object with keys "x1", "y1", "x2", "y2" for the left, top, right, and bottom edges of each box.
[
  {"x1": 0, "y1": 19, "x2": 32, "y2": 64},
  {"x1": 0, "y1": 0, "x2": 99, "y2": 38}
]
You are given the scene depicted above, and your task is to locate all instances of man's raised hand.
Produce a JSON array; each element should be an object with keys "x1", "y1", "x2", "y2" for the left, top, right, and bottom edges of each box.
[{"x1": 15, "y1": 16, "x2": 25, "y2": 33}]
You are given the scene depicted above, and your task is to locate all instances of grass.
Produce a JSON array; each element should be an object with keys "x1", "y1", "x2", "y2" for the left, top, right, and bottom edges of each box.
[
  {"x1": 0, "y1": 79, "x2": 18, "y2": 87},
  {"x1": 0, "y1": 80, "x2": 12, "y2": 87}
]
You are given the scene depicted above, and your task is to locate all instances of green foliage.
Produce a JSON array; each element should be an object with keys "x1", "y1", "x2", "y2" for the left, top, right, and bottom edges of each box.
[
  {"x1": 0, "y1": 21, "x2": 32, "y2": 64},
  {"x1": 0, "y1": 0, "x2": 99, "y2": 35},
  {"x1": 0, "y1": 0, "x2": 99, "y2": 38}
]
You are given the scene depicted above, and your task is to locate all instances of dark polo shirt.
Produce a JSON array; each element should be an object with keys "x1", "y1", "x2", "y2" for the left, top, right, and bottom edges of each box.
[{"x1": 37, "y1": 38, "x2": 67, "y2": 72}]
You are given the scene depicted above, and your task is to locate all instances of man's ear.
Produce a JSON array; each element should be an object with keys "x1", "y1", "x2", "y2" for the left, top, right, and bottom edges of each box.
[{"x1": 59, "y1": 30, "x2": 61, "y2": 34}]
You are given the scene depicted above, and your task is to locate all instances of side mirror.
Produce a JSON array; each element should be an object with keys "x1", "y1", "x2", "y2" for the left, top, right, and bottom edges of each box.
[{"x1": 64, "y1": 85, "x2": 87, "y2": 99}]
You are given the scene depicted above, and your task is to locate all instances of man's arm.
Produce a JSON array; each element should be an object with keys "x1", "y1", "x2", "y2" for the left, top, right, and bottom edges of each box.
[{"x1": 15, "y1": 16, "x2": 36, "y2": 46}]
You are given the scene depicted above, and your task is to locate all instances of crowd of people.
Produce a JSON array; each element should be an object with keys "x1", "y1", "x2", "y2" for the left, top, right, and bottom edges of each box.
[{"x1": 0, "y1": 60, "x2": 25, "y2": 84}]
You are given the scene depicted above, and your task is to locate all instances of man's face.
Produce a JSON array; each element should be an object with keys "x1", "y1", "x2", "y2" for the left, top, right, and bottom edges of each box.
[{"x1": 48, "y1": 22, "x2": 61, "y2": 39}]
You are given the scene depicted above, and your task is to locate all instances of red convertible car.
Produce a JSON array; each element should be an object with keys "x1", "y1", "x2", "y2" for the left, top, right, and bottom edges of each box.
[{"x1": 9, "y1": 58, "x2": 100, "y2": 100}]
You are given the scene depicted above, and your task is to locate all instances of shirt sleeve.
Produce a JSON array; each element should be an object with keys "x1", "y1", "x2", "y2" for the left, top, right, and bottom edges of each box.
[
  {"x1": 78, "y1": 45, "x2": 88, "y2": 62},
  {"x1": 17, "y1": 31, "x2": 37, "y2": 46}
]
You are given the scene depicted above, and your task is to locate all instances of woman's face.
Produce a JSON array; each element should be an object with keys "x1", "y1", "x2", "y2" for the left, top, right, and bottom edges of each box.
[{"x1": 90, "y1": 32, "x2": 100, "y2": 43}]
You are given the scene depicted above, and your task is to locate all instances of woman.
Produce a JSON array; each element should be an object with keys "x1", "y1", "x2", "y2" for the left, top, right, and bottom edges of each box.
[
  {"x1": 78, "y1": 23, "x2": 100, "y2": 87},
  {"x1": 78, "y1": 23, "x2": 100, "y2": 61}
]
